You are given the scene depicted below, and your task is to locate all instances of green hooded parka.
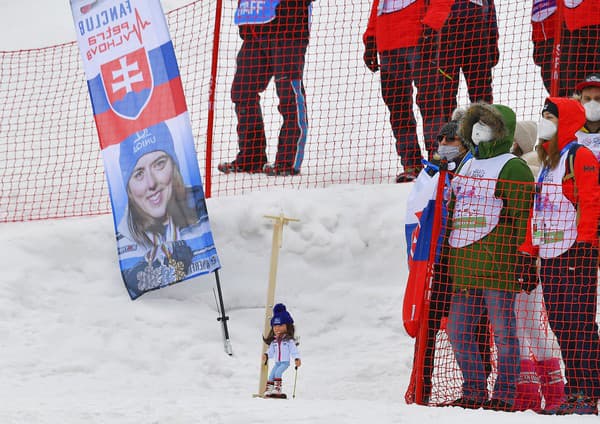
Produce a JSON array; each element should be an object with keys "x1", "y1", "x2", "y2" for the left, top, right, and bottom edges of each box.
[{"x1": 447, "y1": 103, "x2": 535, "y2": 292}]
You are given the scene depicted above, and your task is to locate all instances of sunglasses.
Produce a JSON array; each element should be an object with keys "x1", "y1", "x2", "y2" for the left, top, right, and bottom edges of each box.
[{"x1": 437, "y1": 134, "x2": 462, "y2": 143}]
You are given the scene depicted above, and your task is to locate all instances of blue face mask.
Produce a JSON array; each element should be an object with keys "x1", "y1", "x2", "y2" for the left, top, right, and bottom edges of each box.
[{"x1": 437, "y1": 145, "x2": 462, "y2": 161}]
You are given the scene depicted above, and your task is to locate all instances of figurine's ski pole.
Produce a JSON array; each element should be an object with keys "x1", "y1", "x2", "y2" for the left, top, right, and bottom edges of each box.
[{"x1": 292, "y1": 366, "x2": 299, "y2": 399}]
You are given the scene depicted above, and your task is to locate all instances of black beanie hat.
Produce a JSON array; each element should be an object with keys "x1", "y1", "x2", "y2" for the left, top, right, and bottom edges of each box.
[
  {"x1": 542, "y1": 100, "x2": 559, "y2": 118},
  {"x1": 437, "y1": 121, "x2": 467, "y2": 147}
]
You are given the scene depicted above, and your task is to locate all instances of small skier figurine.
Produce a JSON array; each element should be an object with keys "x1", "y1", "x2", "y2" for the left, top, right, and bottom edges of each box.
[{"x1": 263, "y1": 303, "x2": 301, "y2": 398}]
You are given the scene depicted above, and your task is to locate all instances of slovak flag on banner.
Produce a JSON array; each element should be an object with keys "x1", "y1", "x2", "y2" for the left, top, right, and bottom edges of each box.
[
  {"x1": 100, "y1": 47, "x2": 153, "y2": 119},
  {"x1": 70, "y1": 0, "x2": 221, "y2": 300}
]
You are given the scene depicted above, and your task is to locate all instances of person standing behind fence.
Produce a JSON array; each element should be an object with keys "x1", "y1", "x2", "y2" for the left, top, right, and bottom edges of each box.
[
  {"x1": 562, "y1": 1, "x2": 599, "y2": 97},
  {"x1": 218, "y1": 0, "x2": 314, "y2": 177},
  {"x1": 520, "y1": 97, "x2": 600, "y2": 415},
  {"x1": 443, "y1": 103, "x2": 535, "y2": 411},
  {"x1": 511, "y1": 121, "x2": 540, "y2": 175},
  {"x1": 404, "y1": 110, "x2": 493, "y2": 404},
  {"x1": 530, "y1": 0, "x2": 600, "y2": 97},
  {"x1": 531, "y1": 0, "x2": 561, "y2": 95},
  {"x1": 574, "y1": 74, "x2": 600, "y2": 161},
  {"x1": 436, "y1": 0, "x2": 499, "y2": 118},
  {"x1": 511, "y1": 120, "x2": 566, "y2": 413},
  {"x1": 362, "y1": 0, "x2": 451, "y2": 183}
]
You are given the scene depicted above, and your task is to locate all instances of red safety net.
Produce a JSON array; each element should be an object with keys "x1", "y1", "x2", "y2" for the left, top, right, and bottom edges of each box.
[
  {"x1": 0, "y1": 0, "x2": 598, "y2": 222},
  {"x1": 404, "y1": 164, "x2": 600, "y2": 414}
]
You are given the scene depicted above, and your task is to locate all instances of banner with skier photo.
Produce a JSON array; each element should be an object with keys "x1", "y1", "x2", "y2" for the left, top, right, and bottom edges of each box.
[{"x1": 70, "y1": 0, "x2": 220, "y2": 300}]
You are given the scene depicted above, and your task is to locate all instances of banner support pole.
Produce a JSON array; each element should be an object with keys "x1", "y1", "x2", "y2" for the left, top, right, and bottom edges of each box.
[{"x1": 214, "y1": 269, "x2": 233, "y2": 356}]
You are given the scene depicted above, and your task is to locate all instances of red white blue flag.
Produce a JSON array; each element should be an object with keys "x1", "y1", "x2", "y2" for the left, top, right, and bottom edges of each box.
[
  {"x1": 403, "y1": 164, "x2": 446, "y2": 337},
  {"x1": 70, "y1": 0, "x2": 220, "y2": 299}
]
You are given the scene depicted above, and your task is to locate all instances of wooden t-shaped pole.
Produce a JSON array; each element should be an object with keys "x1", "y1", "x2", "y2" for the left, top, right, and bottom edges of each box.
[{"x1": 254, "y1": 213, "x2": 299, "y2": 397}]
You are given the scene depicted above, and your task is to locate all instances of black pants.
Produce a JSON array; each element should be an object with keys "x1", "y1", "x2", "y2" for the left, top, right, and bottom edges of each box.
[
  {"x1": 437, "y1": 11, "x2": 498, "y2": 116},
  {"x1": 231, "y1": 37, "x2": 308, "y2": 171},
  {"x1": 379, "y1": 46, "x2": 445, "y2": 169},
  {"x1": 540, "y1": 243, "x2": 600, "y2": 399}
]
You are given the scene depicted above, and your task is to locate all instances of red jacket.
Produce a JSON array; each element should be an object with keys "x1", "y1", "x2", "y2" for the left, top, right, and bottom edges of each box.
[
  {"x1": 363, "y1": 0, "x2": 454, "y2": 52},
  {"x1": 531, "y1": 10, "x2": 557, "y2": 42},
  {"x1": 532, "y1": 0, "x2": 600, "y2": 42},
  {"x1": 563, "y1": 0, "x2": 600, "y2": 31},
  {"x1": 521, "y1": 97, "x2": 600, "y2": 255}
]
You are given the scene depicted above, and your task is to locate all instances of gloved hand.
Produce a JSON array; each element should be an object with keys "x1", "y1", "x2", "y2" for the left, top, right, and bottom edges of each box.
[
  {"x1": 363, "y1": 36, "x2": 379, "y2": 72},
  {"x1": 172, "y1": 240, "x2": 194, "y2": 271},
  {"x1": 515, "y1": 254, "x2": 538, "y2": 294}
]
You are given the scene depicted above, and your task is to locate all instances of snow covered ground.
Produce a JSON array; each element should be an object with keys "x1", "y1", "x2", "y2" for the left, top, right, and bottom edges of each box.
[
  {"x1": 3, "y1": 184, "x2": 579, "y2": 424},
  {"x1": 0, "y1": 1, "x2": 592, "y2": 423}
]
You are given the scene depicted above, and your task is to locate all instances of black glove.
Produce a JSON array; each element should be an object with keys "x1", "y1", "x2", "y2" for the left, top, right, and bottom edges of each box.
[
  {"x1": 363, "y1": 36, "x2": 379, "y2": 72},
  {"x1": 172, "y1": 240, "x2": 194, "y2": 272},
  {"x1": 515, "y1": 254, "x2": 538, "y2": 294}
]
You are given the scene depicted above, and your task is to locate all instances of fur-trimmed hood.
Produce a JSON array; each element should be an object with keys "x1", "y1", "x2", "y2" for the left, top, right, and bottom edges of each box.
[{"x1": 460, "y1": 103, "x2": 516, "y2": 159}]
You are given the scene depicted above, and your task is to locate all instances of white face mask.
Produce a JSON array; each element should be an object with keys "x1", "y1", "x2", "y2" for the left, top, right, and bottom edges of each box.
[
  {"x1": 437, "y1": 145, "x2": 462, "y2": 161},
  {"x1": 471, "y1": 121, "x2": 494, "y2": 145},
  {"x1": 584, "y1": 100, "x2": 600, "y2": 122},
  {"x1": 537, "y1": 117, "x2": 557, "y2": 140}
]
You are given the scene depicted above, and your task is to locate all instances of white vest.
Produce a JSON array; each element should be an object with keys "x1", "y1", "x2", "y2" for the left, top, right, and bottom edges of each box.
[
  {"x1": 576, "y1": 130, "x2": 600, "y2": 162},
  {"x1": 377, "y1": 0, "x2": 417, "y2": 15},
  {"x1": 532, "y1": 153, "x2": 578, "y2": 258},
  {"x1": 449, "y1": 154, "x2": 514, "y2": 248}
]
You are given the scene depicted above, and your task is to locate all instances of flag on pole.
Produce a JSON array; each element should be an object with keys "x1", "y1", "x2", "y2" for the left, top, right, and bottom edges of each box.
[
  {"x1": 403, "y1": 165, "x2": 445, "y2": 338},
  {"x1": 70, "y1": 0, "x2": 220, "y2": 299}
]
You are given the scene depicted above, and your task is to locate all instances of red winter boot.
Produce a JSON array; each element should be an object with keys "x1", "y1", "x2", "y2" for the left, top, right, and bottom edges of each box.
[
  {"x1": 264, "y1": 380, "x2": 274, "y2": 397},
  {"x1": 269, "y1": 378, "x2": 286, "y2": 398},
  {"x1": 273, "y1": 378, "x2": 282, "y2": 395},
  {"x1": 536, "y1": 358, "x2": 566, "y2": 411},
  {"x1": 513, "y1": 359, "x2": 542, "y2": 411}
]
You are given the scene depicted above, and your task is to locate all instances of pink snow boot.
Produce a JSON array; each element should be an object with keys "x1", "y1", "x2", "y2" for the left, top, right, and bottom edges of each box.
[
  {"x1": 536, "y1": 358, "x2": 566, "y2": 411},
  {"x1": 513, "y1": 359, "x2": 542, "y2": 411}
]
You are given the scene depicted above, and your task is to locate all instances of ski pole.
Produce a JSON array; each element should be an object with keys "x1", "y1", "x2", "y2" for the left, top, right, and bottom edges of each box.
[{"x1": 292, "y1": 366, "x2": 298, "y2": 399}]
